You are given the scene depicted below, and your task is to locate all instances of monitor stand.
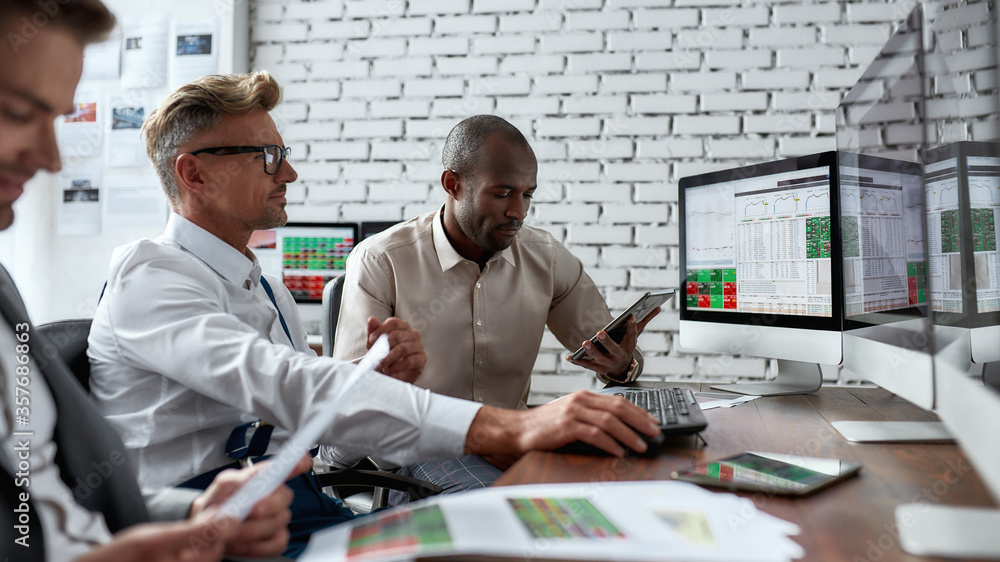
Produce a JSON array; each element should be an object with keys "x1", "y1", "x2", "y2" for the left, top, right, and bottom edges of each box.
[
  {"x1": 710, "y1": 359, "x2": 822, "y2": 396},
  {"x1": 831, "y1": 421, "x2": 953, "y2": 443},
  {"x1": 896, "y1": 504, "x2": 1000, "y2": 558}
]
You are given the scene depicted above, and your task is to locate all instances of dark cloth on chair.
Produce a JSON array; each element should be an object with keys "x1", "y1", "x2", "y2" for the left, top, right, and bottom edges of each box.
[{"x1": 179, "y1": 462, "x2": 356, "y2": 559}]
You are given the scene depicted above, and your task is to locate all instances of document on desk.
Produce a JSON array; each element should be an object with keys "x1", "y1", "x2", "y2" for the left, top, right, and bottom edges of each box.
[
  {"x1": 300, "y1": 481, "x2": 803, "y2": 562},
  {"x1": 592, "y1": 387, "x2": 760, "y2": 410}
]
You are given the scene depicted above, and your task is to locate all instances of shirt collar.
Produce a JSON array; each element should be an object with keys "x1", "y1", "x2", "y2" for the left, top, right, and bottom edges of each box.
[
  {"x1": 164, "y1": 213, "x2": 262, "y2": 288},
  {"x1": 431, "y1": 208, "x2": 515, "y2": 272}
]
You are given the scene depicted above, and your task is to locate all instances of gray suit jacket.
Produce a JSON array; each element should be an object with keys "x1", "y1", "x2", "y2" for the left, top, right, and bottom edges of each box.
[{"x1": 0, "y1": 264, "x2": 155, "y2": 561}]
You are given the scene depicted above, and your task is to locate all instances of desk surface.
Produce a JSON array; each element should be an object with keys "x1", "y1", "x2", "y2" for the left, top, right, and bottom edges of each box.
[{"x1": 495, "y1": 385, "x2": 998, "y2": 562}]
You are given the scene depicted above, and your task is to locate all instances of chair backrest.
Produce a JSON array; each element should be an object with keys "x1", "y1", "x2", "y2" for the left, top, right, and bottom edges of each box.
[
  {"x1": 35, "y1": 319, "x2": 93, "y2": 392},
  {"x1": 321, "y1": 275, "x2": 346, "y2": 357}
]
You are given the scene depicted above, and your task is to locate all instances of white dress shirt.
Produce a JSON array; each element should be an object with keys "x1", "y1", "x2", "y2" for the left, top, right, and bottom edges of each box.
[
  {"x1": 0, "y1": 320, "x2": 112, "y2": 559},
  {"x1": 88, "y1": 214, "x2": 481, "y2": 490},
  {"x1": 333, "y1": 210, "x2": 643, "y2": 409}
]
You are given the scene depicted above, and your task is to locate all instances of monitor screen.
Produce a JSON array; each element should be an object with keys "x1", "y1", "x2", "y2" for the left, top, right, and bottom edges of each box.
[
  {"x1": 839, "y1": 153, "x2": 927, "y2": 325},
  {"x1": 966, "y1": 143, "x2": 1000, "y2": 314},
  {"x1": 925, "y1": 145, "x2": 964, "y2": 315},
  {"x1": 680, "y1": 152, "x2": 842, "y2": 332},
  {"x1": 249, "y1": 222, "x2": 358, "y2": 303}
]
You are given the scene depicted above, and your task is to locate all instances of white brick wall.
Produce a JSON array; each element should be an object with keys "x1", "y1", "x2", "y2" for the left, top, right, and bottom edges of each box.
[{"x1": 250, "y1": 0, "x2": 903, "y2": 391}]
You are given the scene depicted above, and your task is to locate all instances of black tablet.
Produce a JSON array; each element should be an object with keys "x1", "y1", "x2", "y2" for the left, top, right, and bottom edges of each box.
[
  {"x1": 570, "y1": 289, "x2": 675, "y2": 361},
  {"x1": 672, "y1": 451, "x2": 862, "y2": 496}
]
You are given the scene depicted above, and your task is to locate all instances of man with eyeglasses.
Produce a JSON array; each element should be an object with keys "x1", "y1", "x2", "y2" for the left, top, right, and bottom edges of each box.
[{"x1": 87, "y1": 72, "x2": 662, "y2": 556}]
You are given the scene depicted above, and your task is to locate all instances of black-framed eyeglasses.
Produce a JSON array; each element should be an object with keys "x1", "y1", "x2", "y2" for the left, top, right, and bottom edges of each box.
[{"x1": 188, "y1": 145, "x2": 291, "y2": 175}]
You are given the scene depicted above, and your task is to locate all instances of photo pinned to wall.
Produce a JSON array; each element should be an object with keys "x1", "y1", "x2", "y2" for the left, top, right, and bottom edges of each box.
[
  {"x1": 81, "y1": 27, "x2": 121, "y2": 81},
  {"x1": 59, "y1": 84, "x2": 103, "y2": 160},
  {"x1": 171, "y1": 19, "x2": 219, "y2": 88},
  {"x1": 59, "y1": 164, "x2": 103, "y2": 236},
  {"x1": 104, "y1": 174, "x2": 168, "y2": 230},
  {"x1": 107, "y1": 93, "x2": 150, "y2": 168},
  {"x1": 121, "y1": 15, "x2": 168, "y2": 90}
]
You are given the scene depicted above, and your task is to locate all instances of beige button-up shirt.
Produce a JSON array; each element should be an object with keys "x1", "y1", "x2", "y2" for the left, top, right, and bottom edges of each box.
[{"x1": 333, "y1": 210, "x2": 641, "y2": 410}]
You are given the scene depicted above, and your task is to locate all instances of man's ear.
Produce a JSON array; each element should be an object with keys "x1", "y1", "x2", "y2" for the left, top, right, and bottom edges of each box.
[
  {"x1": 441, "y1": 169, "x2": 461, "y2": 199},
  {"x1": 174, "y1": 153, "x2": 207, "y2": 196}
]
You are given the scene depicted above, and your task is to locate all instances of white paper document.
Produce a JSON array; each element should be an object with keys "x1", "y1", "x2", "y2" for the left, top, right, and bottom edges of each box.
[
  {"x1": 121, "y1": 15, "x2": 168, "y2": 90},
  {"x1": 81, "y1": 28, "x2": 121, "y2": 81},
  {"x1": 58, "y1": 84, "x2": 103, "y2": 161},
  {"x1": 218, "y1": 335, "x2": 391, "y2": 521},
  {"x1": 300, "y1": 481, "x2": 803, "y2": 562},
  {"x1": 103, "y1": 175, "x2": 167, "y2": 229},
  {"x1": 58, "y1": 165, "x2": 102, "y2": 236},
  {"x1": 106, "y1": 93, "x2": 149, "y2": 168},
  {"x1": 695, "y1": 392, "x2": 761, "y2": 411},
  {"x1": 171, "y1": 19, "x2": 219, "y2": 87}
]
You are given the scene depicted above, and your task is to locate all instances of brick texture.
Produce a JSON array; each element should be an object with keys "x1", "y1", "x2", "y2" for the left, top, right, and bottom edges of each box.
[{"x1": 250, "y1": 0, "x2": 897, "y2": 391}]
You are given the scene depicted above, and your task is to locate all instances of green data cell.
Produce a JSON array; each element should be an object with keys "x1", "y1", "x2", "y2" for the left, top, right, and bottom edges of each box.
[
  {"x1": 971, "y1": 208, "x2": 997, "y2": 252},
  {"x1": 806, "y1": 216, "x2": 832, "y2": 259},
  {"x1": 841, "y1": 216, "x2": 859, "y2": 258},
  {"x1": 941, "y1": 210, "x2": 961, "y2": 254}
]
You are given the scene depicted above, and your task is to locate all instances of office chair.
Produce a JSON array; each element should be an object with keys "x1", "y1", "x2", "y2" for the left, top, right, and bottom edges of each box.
[
  {"x1": 35, "y1": 319, "x2": 441, "y2": 517},
  {"x1": 321, "y1": 275, "x2": 346, "y2": 357},
  {"x1": 318, "y1": 274, "x2": 440, "y2": 510}
]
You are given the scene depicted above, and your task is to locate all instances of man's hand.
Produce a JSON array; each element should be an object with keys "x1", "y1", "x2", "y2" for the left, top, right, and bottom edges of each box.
[
  {"x1": 464, "y1": 391, "x2": 661, "y2": 459},
  {"x1": 188, "y1": 454, "x2": 311, "y2": 558},
  {"x1": 366, "y1": 316, "x2": 426, "y2": 383},
  {"x1": 566, "y1": 307, "x2": 661, "y2": 380},
  {"x1": 77, "y1": 511, "x2": 235, "y2": 562}
]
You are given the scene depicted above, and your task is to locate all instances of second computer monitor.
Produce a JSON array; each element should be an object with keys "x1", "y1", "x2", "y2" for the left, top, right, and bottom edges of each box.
[
  {"x1": 249, "y1": 222, "x2": 358, "y2": 304},
  {"x1": 679, "y1": 151, "x2": 843, "y2": 395}
]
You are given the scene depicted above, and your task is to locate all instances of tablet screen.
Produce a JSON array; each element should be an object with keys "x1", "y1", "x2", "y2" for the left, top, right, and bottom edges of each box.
[{"x1": 672, "y1": 452, "x2": 861, "y2": 496}]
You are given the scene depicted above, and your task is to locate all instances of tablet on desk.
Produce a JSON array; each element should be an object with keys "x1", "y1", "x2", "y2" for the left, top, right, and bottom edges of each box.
[
  {"x1": 570, "y1": 289, "x2": 675, "y2": 361},
  {"x1": 672, "y1": 451, "x2": 862, "y2": 496}
]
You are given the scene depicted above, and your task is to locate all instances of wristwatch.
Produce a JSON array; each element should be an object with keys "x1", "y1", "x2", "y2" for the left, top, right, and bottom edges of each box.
[{"x1": 606, "y1": 358, "x2": 639, "y2": 384}]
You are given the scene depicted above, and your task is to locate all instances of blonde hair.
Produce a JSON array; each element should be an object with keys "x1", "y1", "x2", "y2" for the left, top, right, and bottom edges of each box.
[{"x1": 142, "y1": 71, "x2": 281, "y2": 204}]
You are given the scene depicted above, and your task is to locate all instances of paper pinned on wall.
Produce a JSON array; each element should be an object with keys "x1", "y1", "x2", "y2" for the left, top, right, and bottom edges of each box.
[
  {"x1": 106, "y1": 93, "x2": 149, "y2": 168},
  {"x1": 58, "y1": 164, "x2": 103, "y2": 237},
  {"x1": 81, "y1": 28, "x2": 121, "y2": 81},
  {"x1": 171, "y1": 19, "x2": 220, "y2": 88},
  {"x1": 103, "y1": 175, "x2": 167, "y2": 230},
  {"x1": 121, "y1": 15, "x2": 168, "y2": 90},
  {"x1": 58, "y1": 83, "x2": 103, "y2": 160}
]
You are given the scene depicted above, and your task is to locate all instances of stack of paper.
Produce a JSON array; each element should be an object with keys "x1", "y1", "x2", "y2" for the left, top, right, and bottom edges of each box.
[{"x1": 301, "y1": 480, "x2": 804, "y2": 561}]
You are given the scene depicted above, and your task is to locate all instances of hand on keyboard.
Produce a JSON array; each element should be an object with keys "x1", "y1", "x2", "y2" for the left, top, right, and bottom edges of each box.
[{"x1": 555, "y1": 388, "x2": 708, "y2": 458}]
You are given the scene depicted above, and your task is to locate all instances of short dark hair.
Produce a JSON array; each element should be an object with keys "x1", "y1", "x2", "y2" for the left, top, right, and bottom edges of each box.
[
  {"x1": 2, "y1": 0, "x2": 116, "y2": 46},
  {"x1": 442, "y1": 115, "x2": 532, "y2": 177}
]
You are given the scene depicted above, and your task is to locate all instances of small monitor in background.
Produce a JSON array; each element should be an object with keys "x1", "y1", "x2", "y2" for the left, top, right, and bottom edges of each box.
[
  {"x1": 360, "y1": 220, "x2": 399, "y2": 240},
  {"x1": 678, "y1": 151, "x2": 844, "y2": 396},
  {"x1": 250, "y1": 222, "x2": 358, "y2": 304}
]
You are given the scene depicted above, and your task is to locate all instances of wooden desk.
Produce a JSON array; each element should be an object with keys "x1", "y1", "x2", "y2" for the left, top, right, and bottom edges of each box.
[{"x1": 495, "y1": 386, "x2": 998, "y2": 562}]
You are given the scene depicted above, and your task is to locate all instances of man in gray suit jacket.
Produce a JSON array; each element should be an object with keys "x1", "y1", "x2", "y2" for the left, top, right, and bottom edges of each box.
[{"x1": 0, "y1": 1, "x2": 301, "y2": 560}]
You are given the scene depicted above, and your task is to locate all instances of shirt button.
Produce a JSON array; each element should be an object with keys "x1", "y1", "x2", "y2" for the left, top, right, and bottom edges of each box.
[
  {"x1": 476, "y1": 319, "x2": 482, "y2": 326},
  {"x1": 476, "y1": 282, "x2": 481, "y2": 289},
  {"x1": 477, "y1": 358, "x2": 483, "y2": 366}
]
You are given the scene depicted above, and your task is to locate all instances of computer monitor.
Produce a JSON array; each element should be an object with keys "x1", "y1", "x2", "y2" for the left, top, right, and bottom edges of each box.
[
  {"x1": 824, "y1": 5, "x2": 951, "y2": 444},
  {"x1": 923, "y1": 141, "x2": 1000, "y2": 366},
  {"x1": 678, "y1": 151, "x2": 844, "y2": 396},
  {"x1": 249, "y1": 222, "x2": 358, "y2": 303},
  {"x1": 888, "y1": 0, "x2": 1000, "y2": 556},
  {"x1": 360, "y1": 221, "x2": 399, "y2": 240}
]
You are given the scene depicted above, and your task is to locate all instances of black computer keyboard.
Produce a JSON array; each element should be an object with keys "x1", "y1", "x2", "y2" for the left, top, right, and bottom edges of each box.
[{"x1": 556, "y1": 387, "x2": 708, "y2": 458}]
